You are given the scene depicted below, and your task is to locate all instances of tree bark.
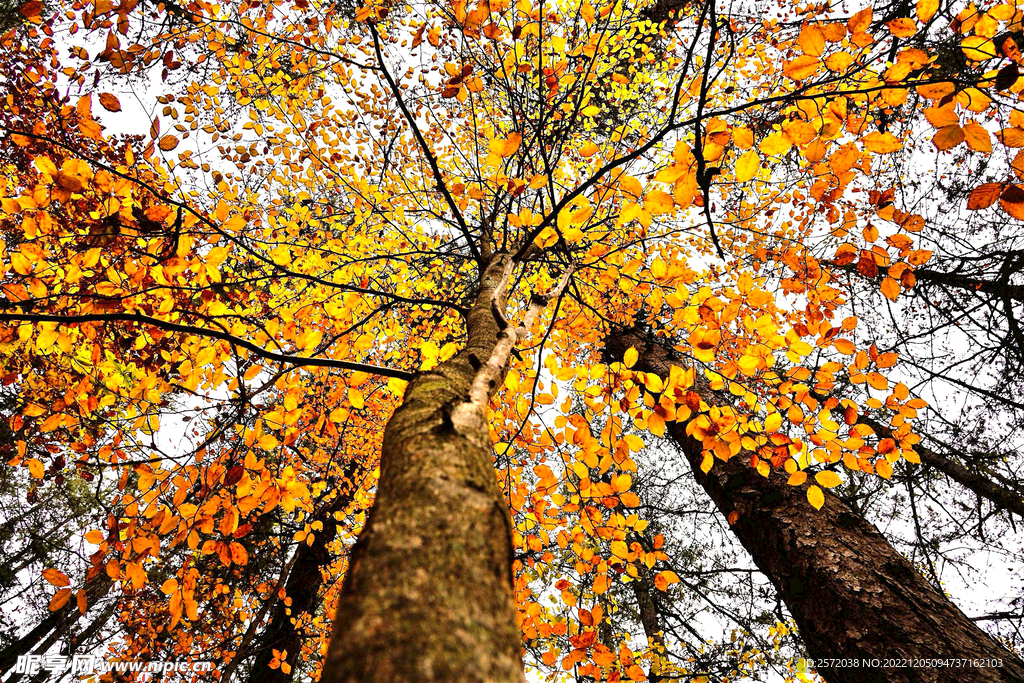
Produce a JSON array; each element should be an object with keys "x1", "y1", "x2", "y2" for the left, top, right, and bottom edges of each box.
[
  {"x1": 606, "y1": 328, "x2": 1024, "y2": 683},
  {"x1": 322, "y1": 254, "x2": 525, "y2": 683},
  {"x1": 630, "y1": 570, "x2": 666, "y2": 683}
]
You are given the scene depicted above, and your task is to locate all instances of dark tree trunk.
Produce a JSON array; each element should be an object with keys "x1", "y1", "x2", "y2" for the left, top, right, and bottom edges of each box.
[
  {"x1": 607, "y1": 329, "x2": 1024, "y2": 683},
  {"x1": 322, "y1": 255, "x2": 525, "y2": 683},
  {"x1": 248, "y1": 485, "x2": 355, "y2": 683}
]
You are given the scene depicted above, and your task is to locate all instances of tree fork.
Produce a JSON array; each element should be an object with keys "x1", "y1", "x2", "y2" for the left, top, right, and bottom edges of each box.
[{"x1": 605, "y1": 327, "x2": 1024, "y2": 683}]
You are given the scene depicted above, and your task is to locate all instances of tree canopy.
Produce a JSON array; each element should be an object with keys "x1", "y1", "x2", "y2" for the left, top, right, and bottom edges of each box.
[{"x1": 3, "y1": 0, "x2": 1024, "y2": 680}]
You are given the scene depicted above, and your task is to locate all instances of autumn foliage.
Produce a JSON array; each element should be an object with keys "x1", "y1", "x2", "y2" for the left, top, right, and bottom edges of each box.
[{"x1": 2, "y1": 0, "x2": 1024, "y2": 680}]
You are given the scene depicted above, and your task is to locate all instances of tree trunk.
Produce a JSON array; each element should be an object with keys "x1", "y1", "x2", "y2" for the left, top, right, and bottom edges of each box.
[
  {"x1": 322, "y1": 254, "x2": 525, "y2": 683},
  {"x1": 606, "y1": 328, "x2": 1024, "y2": 683},
  {"x1": 0, "y1": 573, "x2": 111, "y2": 675},
  {"x1": 630, "y1": 570, "x2": 666, "y2": 683},
  {"x1": 248, "y1": 487, "x2": 354, "y2": 683}
]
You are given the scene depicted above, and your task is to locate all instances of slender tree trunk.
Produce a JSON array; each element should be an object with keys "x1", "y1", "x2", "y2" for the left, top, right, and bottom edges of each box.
[
  {"x1": 0, "y1": 573, "x2": 111, "y2": 675},
  {"x1": 322, "y1": 254, "x2": 525, "y2": 683},
  {"x1": 606, "y1": 328, "x2": 1024, "y2": 683},
  {"x1": 630, "y1": 570, "x2": 666, "y2": 683},
  {"x1": 248, "y1": 487, "x2": 354, "y2": 683},
  {"x1": 856, "y1": 412, "x2": 1024, "y2": 518}
]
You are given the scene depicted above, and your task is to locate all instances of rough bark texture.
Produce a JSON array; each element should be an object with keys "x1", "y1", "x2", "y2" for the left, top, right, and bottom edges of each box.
[
  {"x1": 607, "y1": 329, "x2": 1024, "y2": 683},
  {"x1": 322, "y1": 254, "x2": 524, "y2": 683}
]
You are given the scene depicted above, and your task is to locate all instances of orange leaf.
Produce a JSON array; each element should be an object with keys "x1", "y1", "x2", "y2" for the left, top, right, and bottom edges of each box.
[
  {"x1": 880, "y1": 276, "x2": 900, "y2": 301},
  {"x1": 77, "y1": 589, "x2": 87, "y2": 615},
  {"x1": 98, "y1": 93, "x2": 122, "y2": 112},
  {"x1": 962, "y1": 122, "x2": 992, "y2": 152},
  {"x1": 49, "y1": 588, "x2": 72, "y2": 611},
  {"x1": 847, "y1": 6, "x2": 872, "y2": 34},
  {"x1": 861, "y1": 131, "x2": 902, "y2": 153},
  {"x1": 967, "y1": 183, "x2": 1003, "y2": 210},
  {"x1": 783, "y1": 55, "x2": 820, "y2": 80},
  {"x1": 887, "y1": 18, "x2": 916, "y2": 37},
  {"x1": 43, "y1": 568, "x2": 70, "y2": 587},
  {"x1": 833, "y1": 338, "x2": 856, "y2": 355},
  {"x1": 158, "y1": 135, "x2": 179, "y2": 151},
  {"x1": 933, "y1": 125, "x2": 965, "y2": 151},
  {"x1": 996, "y1": 128, "x2": 1024, "y2": 147}
]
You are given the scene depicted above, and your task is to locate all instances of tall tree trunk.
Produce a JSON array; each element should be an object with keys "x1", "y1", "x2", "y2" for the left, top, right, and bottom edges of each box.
[
  {"x1": 606, "y1": 328, "x2": 1024, "y2": 683},
  {"x1": 322, "y1": 254, "x2": 525, "y2": 683}
]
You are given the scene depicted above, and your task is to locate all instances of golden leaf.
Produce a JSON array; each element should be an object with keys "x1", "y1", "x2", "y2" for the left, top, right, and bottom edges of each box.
[{"x1": 806, "y1": 484, "x2": 825, "y2": 510}]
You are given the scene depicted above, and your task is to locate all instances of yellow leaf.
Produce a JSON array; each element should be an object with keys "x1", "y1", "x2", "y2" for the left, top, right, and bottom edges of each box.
[
  {"x1": 787, "y1": 471, "x2": 808, "y2": 486},
  {"x1": 610, "y1": 540, "x2": 629, "y2": 558},
  {"x1": 917, "y1": 0, "x2": 937, "y2": 22},
  {"x1": 349, "y1": 388, "x2": 365, "y2": 410},
  {"x1": 764, "y1": 411, "x2": 782, "y2": 432},
  {"x1": 861, "y1": 131, "x2": 902, "y2": 153},
  {"x1": 643, "y1": 190, "x2": 674, "y2": 215},
  {"x1": 815, "y1": 470, "x2": 842, "y2": 488},
  {"x1": 735, "y1": 149, "x2": 759, "y2": 182},
  {"x1": 620, "y1": 491, "x2": 641, "y2": 507},
  {"x1": 798, "y1": 24, "x2": 825, "y2": 56},
  {"x1": 962, "y1": 122, "x2": 992, "y2": 152},
  {"x1": 962, "y1": 36, "x2": 997, "y2": 61},
  {"x1": 806, "y1": 484, "x2": 825, "y2": 510},
  {"x1": 876, "y1": 459, "x2": 893, "y2": 479},
  {"x1": 759, "y1": 132, "x2": 792, "y2": 156},
  {"x1": 489, "y1": 132, "x2": 522, "y2": 157},
  {"x1": 612, "y1": 473, "x2": 632, "y2": 493},
  {"x1": 623, "y1": 347, "x2": 638, "y2": 368},
  {"x1": 10, "y1": 252, "x2": 32, "y2": 275}
]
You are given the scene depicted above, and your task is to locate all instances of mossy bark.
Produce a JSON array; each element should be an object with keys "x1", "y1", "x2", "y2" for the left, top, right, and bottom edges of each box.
[
  {"x1": 608, "y1": 329, "x2": 1024, "y2": 683},
  {"x1": 322, "y1": 255, "x2": 525, "y2": 683}
]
